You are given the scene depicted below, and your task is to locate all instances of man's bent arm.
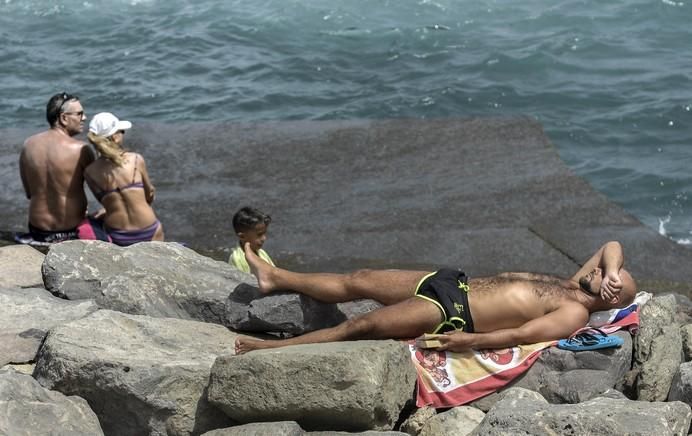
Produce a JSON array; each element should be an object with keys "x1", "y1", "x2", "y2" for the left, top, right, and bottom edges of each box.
[
  {"x1": 572, "y1": 241, "x2": 624, "y2": 282},
  {"x1": 434, "y1": 304, "x2": 588, "y2": 352},
  {"x1": 572, "y1": 241, "x2": 625, "y2": 300}
]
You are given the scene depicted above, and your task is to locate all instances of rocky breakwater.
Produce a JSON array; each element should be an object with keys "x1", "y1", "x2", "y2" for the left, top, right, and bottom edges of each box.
[{"x1": 1, "y1": 241, "x2": 692, "y2": 435}]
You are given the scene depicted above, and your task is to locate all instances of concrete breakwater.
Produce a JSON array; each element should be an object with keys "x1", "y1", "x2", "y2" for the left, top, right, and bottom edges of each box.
[
  {"x1": 1, "y1": 118, "x2": 691, "y2": 294},
  {"x1": 2, "y1": 242, "x2": 692, "y2": 435}
]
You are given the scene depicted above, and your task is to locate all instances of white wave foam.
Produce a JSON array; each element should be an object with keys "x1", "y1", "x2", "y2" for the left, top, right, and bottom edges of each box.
[{"x1": 658, "y1": 215, "x2": 671, "y2": 236}]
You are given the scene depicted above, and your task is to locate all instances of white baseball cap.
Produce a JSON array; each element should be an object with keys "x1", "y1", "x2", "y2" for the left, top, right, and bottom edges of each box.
[{"x1": 89, "y1": 112, "x2": 132, "y2": 137}]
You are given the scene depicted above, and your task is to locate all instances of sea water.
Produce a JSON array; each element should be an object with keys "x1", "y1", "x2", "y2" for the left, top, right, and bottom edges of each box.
[{"x1": 1, "y1": 0, "x2": 690, "y2": 244}]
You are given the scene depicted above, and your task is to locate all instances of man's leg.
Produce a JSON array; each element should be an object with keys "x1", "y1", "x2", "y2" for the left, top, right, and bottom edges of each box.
[
  {"x1": 245, "y1": 242, "x2": 430, "y2": 305},
  {"x1": 235, "y1": 296, "x2": 442, "y2": 354}
]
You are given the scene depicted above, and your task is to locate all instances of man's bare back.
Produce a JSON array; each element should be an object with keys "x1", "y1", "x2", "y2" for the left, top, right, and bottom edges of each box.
[{"x1": 20, "y1": 93, "x2": 93, "y2": 233}]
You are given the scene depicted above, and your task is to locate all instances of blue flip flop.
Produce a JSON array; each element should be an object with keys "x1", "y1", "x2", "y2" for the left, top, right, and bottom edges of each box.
[{"x1": 557, "y1": 329, "x2": 623, "y2": 351}]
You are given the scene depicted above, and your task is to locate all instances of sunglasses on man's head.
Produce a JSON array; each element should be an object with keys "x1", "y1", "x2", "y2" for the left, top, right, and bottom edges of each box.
[{"x1": 58, "y1": 92, "x2": 78, "y2": 113}]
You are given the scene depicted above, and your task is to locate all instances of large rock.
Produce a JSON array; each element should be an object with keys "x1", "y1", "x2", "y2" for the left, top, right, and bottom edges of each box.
[
  {"x1": 0, "y1": 245, "x2": 44, "y2": 288},
  {"x1": 208, "y1": 341, "x2": 416, "y2": 431},
  {"x1": 515, "y1": 331, "x2": 633, "y2": 403},
  {"x1": 681, "y1": 323, "x2": 692, "y2": 361},
  {"x1": 0, "y1": 368, "x2": 104, "y2": 436},
  {"x1": 227, "y1": 283, "x2": 358, "y2": 334},
  {"x1": 33, "y1": 310, "x2": 237, "y2": 436},
  {"x1": 470, "y1": 331, "x2": 632, "y2": 410},
  {"x1": 472, "y1": 387, "x2": 691, "y2": 436},
  {"x1": 202, "y1": 421, "x2": 304, "y2": 436},
  {"x1": 637, "y1": 323, "x2": 683, "y2": 401},
  {"x1": 631, "y1": 295, "x2": 682, "y2": 401},
  {"x1": 42, "y1": 240, "x2": 243, "y2": 324},
  {"x1": 0, "y1": 287, "x2": 98, "y2": 366},
  {"x1": 669, "y1": 361, "x2": 692, "y2": 405},
  {"x1": 418, "y1": 406, "x2": 485, "y2": 436},
  {"x1": 635, "y1": 295, "x2": 677, "y2": 365},
  {"x1": 41, "y1": 240, "x2": 363, "y2": 334},
  {"x1": 399, "y1": 406, "x2": 436, "y2": 436}
]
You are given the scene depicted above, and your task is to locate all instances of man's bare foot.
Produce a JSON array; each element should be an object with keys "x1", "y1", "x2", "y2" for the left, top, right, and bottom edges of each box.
[
  {"x1": 243, "y1": 242, "x2": 278, "y2": 294},
  {"x1": 235, "y1": 336, "x2": 280, "y2": 355}
]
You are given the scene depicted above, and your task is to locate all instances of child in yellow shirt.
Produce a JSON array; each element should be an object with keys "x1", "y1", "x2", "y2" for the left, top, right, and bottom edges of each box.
[{"x1": 228, "y1": 206, "x2": 275, "y2": 273}]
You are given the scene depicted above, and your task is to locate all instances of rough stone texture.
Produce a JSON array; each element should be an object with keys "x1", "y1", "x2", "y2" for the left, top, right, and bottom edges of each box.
[
  {"x1": 469, "y1": 331, "x2": 632, "y2": 411},
  {"x1": 0, "y1": 368, "x2": 104, "y2": 436},
  {"x1": 41, "y1": 240, "x2": 365, "y2": 334},
  {"x1": 226, "y1": 283, "x2": 350, "y2": 334},
  {"x1": 307, "y1": 432, "x2": 408, "y2": 435},
  {"x1": 472, "y1": 387, "x2": 692, "y2": 436},
  {"x1": 635, "y1": 295, "x2": 677, "y2": 365},
  {"x1": 681, "y1": 324, "x2": 692, "y2": 361},
  {"x1": 0, "y1": 287, "x2": 98, "y2": 366},
  {"x1": 42, "y1": 240, "x2": 244, "y2": 325},
  {"x1": 669, "y1": 361, "x2": 692, "y2": 405},
  {"x1": 638, "y1": 324, "x2": 683, "y2": 401},
  {"x1": 673, "y1": 294, "x2": 692, "y2": 325},
  {"x1": 399, "y1": 406, "x2": 436, "y2": 436},
  {"x1": 1, "y1": 363, "x2": 34, "y2": 375},
  {"x1": 208, "y1": 341, "x2": 416, "y2": 432},
  {"x1": 418, "y1": 406, "x2": 485, "y2": 436},
  {"x1": 0, "y1": 245, "x2": 44, "y2": 288},
  {"x1": 33, "y1": 310, "x2": 237, "y2": 436},
  {"x1": 200, "y1": 422, "x2": 408, "y2": 436},
  {"x1": 201, "y1": 421, "x2": 304, "y2": 436},
  {"x1": 514, "y1": 331, "x2": 633, "y2": 404}
]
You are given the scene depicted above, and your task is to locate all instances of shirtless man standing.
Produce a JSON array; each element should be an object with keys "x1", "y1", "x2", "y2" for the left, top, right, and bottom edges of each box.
[
  {"x1": 235, "y1": 241, "x2": 636, "y2": 354},
  {"x1": 19, "y1": 92, "x2": 94, "y2": 242}
]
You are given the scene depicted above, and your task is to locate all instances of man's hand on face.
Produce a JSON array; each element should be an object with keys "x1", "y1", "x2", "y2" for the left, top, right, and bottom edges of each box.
[{"x1": 600, "y1": 270, "x2": 623, "y2": 303}]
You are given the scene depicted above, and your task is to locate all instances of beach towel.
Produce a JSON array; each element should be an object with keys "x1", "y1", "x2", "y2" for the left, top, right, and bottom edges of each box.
[{"x1": 411, "y1": 291, "x2": 650, "y2": 408}]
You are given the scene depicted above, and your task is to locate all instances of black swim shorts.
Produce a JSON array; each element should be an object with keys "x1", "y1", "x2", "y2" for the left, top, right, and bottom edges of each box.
[
  {"x1": 28, "y1": 222, "x2": 78, "y2": 243},
  {"x1": 415, "y1": 268, "x2": 474, "y2": 334}
]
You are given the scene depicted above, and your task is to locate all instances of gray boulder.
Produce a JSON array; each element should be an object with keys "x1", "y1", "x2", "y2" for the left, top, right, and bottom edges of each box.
[
  {"x1": 635, "y1": 295, "x2": 677, "y2": 365},
  {"x1": 0, "y1": 368, "x2": 104, "y2": 436},
  {"x1": 515, "y1": 331, "x2": 633, "y2": 403},
  {"x1": 399, "y1": 406, "x2": 436, "y2": 436},
  {"x1": 637, "y1": 323, "x2": 683, "y2": 401},
  {"x1": 681, "y1": 323, "x2": 692, "y2": 361},
  {"x1": 470, "y1": 331, "x2": 632, "y2": 410},
  {"x1": 208, "y1": 340, "x2": 416, "y2": 431},
  {"x1": 630, "y1": 295, "x2": 682, "y2": 401},
  {"x1": 0, "y1": 245, "x2": 44, "y2": 288},
  {"x1": 33, "y1": 310, "x2": 237, "y2": 436},
  {"x1": 42, "y1": 240, "x2": 244, "y2": 326},
  {"x1": 669, "y1": 361, "x2": 692, "y2": 405},
  {"x1": 307, "y1": 432, "x2": 408, "y2": 435},
  {"x1": 226, "y1": 283, "x2": 350, "y2": 334},
  {"x1": 418, "y1": 406, "x2": 485, "y2": 436},
  {"x1": 472, "y1": 387, "x2": 691, "y2": 436},
  {"x1": 41, "y1": 240, "x2": 365, "y2": 334},
  {"x1": 202, "y1": 421, "x2": 304, "y2": 436},
  {"x1": 0, "y1": 287, "x2": 98, "y2": 366}
]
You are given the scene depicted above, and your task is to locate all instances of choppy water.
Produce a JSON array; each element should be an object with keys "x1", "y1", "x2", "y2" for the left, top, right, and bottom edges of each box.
[{"x1": 1, "y1": 0, "x2": 690, "y2": 244}]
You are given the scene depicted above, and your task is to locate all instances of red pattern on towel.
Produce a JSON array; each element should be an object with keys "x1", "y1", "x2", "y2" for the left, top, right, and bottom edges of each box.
[{"x1": 411, "y1": 308, "x2": 640, "y2": 408}]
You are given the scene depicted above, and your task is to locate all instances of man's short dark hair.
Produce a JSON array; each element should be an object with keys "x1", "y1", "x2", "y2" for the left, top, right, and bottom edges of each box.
[
  {"x1": 47, "y1": 92, "x2": 79, "y2": 127},
  {"x1": 233, "y1": 207, "x2": 271, "y2": 233}
]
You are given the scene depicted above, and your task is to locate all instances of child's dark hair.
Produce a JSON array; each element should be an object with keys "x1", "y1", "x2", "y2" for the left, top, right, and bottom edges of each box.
[{"x1": 233, "y1": 207, "x2": 272, "y2": 233}]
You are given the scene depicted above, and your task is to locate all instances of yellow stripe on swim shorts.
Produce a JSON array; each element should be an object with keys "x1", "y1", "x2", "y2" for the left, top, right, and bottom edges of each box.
[{"x1": 414, "y1": 271, "x2": 445, "y2": 324}]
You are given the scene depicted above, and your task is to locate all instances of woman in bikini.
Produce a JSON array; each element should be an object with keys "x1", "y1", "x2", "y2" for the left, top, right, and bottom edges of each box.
[{"x1": 84, "y1": 112, "x2": 164, "y2": 246}]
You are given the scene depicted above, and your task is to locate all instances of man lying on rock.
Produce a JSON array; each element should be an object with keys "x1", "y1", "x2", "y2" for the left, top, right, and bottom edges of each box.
[{"x1": 235, "y1": 240, "x2": 636, "y2": 355}]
